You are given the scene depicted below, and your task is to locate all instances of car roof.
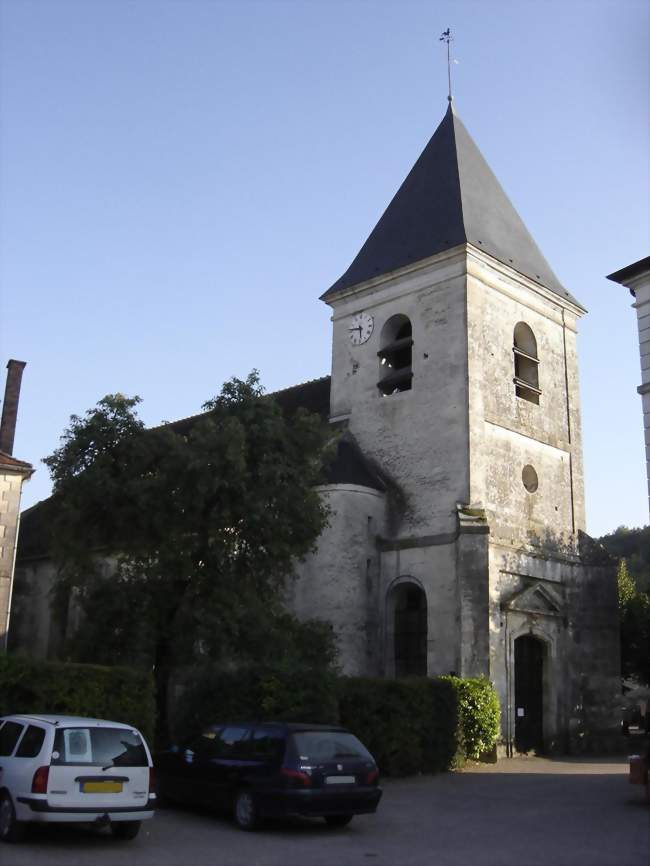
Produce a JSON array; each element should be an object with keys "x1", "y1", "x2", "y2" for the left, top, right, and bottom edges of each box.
[
  {"x1": 0, "y1": 714, "x2": 138, "y2": 729},
  {"x1": 204, "y1": 722, "x2": 349, "y2": 733}
]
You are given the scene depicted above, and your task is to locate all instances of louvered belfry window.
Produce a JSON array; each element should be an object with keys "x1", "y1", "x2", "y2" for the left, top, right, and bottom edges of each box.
[
  {"x1": 378, "y1": 315, "x2": 413, "y2": 396},
  {"x1": 513, "y1": 322, "x2": 540, "y2": 405}
]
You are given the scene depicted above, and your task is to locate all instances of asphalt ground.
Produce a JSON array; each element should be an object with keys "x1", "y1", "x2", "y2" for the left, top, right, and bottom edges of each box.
[{"x1": 2, "y1": 756, "x2": 648, "y2": 866}]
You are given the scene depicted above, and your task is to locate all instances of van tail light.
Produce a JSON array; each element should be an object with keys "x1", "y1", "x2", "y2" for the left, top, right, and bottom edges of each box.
[
  {"x1": 31, "y1": 766, "x2": 50, "y2": 794},
  {"x1": 280, "y1": 767, "x2": 312, "y2": 788},
  {"x1": 149, "y1": 767, "x2": 155, "y2": 795},
  {"x1": 365, "y1": 768, "x2": 379, "y2": 785}
]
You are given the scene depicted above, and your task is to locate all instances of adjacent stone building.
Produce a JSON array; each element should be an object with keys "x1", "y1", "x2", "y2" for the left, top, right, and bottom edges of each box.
[
  {"x1": 13, "y1": 105, "x2": 620, "y2": 752},
  {"x1": 0, "y1": 360, "x2": 33, "y2": 651},
  {"x1": 607, "y1": 257, "x2": 650, "y2": 517}
]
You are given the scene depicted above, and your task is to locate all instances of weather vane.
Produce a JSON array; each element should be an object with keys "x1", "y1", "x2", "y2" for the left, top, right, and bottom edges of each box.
[{"x1": 439, "y1": 28, "x2": 453, "y2": 103}]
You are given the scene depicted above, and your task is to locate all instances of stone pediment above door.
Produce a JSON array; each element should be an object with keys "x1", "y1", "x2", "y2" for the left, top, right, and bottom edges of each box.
[{"x1": 502, "y1": 583, "x2": 563, "y2": 617}]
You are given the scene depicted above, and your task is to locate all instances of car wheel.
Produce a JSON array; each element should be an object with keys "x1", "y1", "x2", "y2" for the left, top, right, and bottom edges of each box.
[
  {"x1": 233, "y1": 789, "x2": 259, "y2": 831},
  {"x1": 0, "y1": 793, "x2": 26, "y2": 843},
  {"x1": 110, "y1": 820, "x2": 141, "y2": 840},
  {"x1": 325, "y1": 814, "x2": 353, "y2": 828}
]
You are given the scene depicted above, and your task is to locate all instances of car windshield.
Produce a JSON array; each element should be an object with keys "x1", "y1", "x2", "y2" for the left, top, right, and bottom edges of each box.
[
  {"x1": 290, "y1": 731, "x2": 372, "y2": 762},
  {"x1": 51, "y1": 727, "x2": 147, "y2": 767}
]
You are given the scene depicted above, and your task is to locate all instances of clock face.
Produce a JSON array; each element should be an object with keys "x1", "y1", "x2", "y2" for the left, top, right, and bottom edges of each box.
[{"x1": 349, "y1": 312, "x2": 374, "y2": 346}]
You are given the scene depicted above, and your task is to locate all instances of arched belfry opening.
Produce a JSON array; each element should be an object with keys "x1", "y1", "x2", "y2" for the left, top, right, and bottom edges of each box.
[
  {"x1": 514, "y1": 634, "x2": 546, "y2": 753},
  {"x1": 513, "y1": 322, "x2": 540, "y2": 404},
  {"x1": 387, "y1": 582, "x2": 427, "y2": 677},
  {"x1": 378, "y1": 315, "x2": 413, "y2": 396}
]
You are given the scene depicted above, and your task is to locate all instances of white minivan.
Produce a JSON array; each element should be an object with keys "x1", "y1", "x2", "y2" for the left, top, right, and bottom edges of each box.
[{"x1": 0, "y1": 714, "x2": 156, "y2": 842}]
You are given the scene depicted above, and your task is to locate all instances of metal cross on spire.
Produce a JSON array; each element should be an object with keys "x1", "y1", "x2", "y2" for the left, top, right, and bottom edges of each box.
[{"x1": 439, "y1": 28, "x2": 453, "y2": 102}]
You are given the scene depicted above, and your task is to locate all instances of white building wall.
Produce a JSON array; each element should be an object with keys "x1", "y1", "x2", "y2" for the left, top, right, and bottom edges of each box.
[
  {"x1": 608, "y1": 259, "x2": 650, "y2": 517},
  {"x1": 634, "y1": 279, "x2": 650, "y2": 513}
]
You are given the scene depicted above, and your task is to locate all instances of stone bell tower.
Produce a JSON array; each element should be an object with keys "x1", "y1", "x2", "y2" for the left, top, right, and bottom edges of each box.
[{"x1": 292, "y1": 103, "x2": 619, "y2": 752}]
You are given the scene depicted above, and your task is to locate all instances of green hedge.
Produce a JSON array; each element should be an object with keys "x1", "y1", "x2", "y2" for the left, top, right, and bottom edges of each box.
[
  {"x1": 0, "y1": 656, "x2": 156, "y2": 742},
  {"x1": 338, "y1": 677, "x2": 458, "y2": 775},
  {"x1": 339, "y1": 676, "x2": 500, "y2": 775},
  {"x1": 0, "y1": 656, "x2": 500, "y2": 775},
  {"x1": 175, "y1": 670, "x2": 500, "y2": 776},
  {"x1": 171, "y1": 664, "x2": 340, "y2": 741}
]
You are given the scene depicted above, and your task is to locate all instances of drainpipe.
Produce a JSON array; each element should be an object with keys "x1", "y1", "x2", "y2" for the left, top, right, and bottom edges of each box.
[
  {"x1": 504, "y1": 610, "x2": 513, "y2": 757},
  {"x1": 560, "y1": 313, "x2": 576, "y2": 535}
]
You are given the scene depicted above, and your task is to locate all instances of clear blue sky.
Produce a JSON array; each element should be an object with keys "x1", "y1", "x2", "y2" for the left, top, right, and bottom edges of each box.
[{"x1": 0, "y1": 0, "x2": 648, "y2": 537}]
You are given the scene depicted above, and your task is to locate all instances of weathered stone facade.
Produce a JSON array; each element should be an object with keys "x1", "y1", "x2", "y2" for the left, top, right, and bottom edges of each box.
[
  {"x1": 0, "y1": 463, "x2": 33, "y2": 648},
  {"x1": 285, "y1": 240, "x2": 619, "y2": 751},
  {"x1": 287, "y1": 106, "x2": 620, "y2": 752}
]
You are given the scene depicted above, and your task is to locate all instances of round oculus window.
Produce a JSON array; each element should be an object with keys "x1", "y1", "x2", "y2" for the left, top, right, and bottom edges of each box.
[{"x1": 522, "y1": 465, "x2": 538, "y2": 493}]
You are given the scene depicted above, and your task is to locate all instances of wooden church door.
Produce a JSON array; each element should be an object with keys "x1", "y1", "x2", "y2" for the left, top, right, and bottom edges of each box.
[{"x1": 514, "y1": 635, "x2": 544, "y2": 753}]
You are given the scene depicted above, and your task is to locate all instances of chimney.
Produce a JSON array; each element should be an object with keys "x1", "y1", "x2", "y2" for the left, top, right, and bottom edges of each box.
[{"x1": 0, "y1": 360, "x2": 27, "y2": 456}]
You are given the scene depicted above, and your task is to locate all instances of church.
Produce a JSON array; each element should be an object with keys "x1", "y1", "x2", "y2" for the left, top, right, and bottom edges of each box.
[{"x1": 13, "y1": 103, "x2": 620, "y2": 754}]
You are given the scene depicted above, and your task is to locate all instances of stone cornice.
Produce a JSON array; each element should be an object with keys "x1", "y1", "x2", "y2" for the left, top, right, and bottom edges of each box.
[
  {"x1": 326, "y1": 245, "x2": 469, "y2": 312},
  {"x1": 467, "y1": 246, "x2": 585, "y2": 327},
  {"x1": 315, "y1": 483, "x2": 385, "y2": 499}
]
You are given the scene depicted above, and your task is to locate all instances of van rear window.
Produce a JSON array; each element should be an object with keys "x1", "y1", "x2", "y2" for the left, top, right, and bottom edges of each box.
[
  {"x1": 16, "y1": 725, "x2": 46, "y2": 758},
  {"x1": 52, "y1": 728, "x2": 147, "y2": 767},
  {"x1": 0, "y1": 721, "x2": 24, "y2": 757}
]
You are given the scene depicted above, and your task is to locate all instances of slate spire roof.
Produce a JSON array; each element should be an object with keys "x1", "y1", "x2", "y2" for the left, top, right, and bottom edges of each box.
[{"x1": 323, "y1": 104, "x2": 582, "y2": 308}]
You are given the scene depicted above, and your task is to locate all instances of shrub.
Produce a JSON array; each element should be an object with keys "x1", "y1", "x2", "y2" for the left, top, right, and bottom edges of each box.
[
  {"x1": 442, "y1": 675, "x2": 501, "y2": 762},
  {"x1": 0, "y1": 656, "x2": 155, "y2": 742},
  {"x1": 339, "y1": 676, "x2": 500, "y2": 775}
]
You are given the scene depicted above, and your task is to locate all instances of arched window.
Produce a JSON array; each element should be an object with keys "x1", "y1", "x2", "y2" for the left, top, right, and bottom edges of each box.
[
  {"x1": 513, "y1": 322, "x2": 540, "y2": 405},
  {"x1": 393, "y1": 583, "x2": 427, "y2": 677},
  {"x1": 378, "y1": 315, "x2": 413, "y2": 396}
]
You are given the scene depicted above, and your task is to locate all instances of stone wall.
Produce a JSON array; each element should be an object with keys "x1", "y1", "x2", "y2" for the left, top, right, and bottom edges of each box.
[
  {"x1": 7, "y1": 558, "x2": 62, "y2": 658},
  {"x1": 289, "y1": 483, "x2": 387, "y2": 675},
  {"x1": 0, "y1": 470, "x2": 28, "y2": 648},
  {"x1": 466, "y1": 248, "x2": 586, "y2": 545},
  {"x1": 328, "y1": 248, "x2": 470, "y2": 539}
]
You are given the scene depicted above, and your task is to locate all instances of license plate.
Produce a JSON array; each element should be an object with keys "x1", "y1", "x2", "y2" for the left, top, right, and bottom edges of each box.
[
  {"x1": 325, "y1": 775, "x2": 355, "y2": 785},
  {"x1": 81, "y1": 781, "x2": 123, "y2": 794}
]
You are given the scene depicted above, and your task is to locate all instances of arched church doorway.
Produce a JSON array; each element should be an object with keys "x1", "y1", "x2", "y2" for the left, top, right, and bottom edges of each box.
[
  {"x1": 393, "y1": 583, "x2": 427, "y2": 677},
  {"x1": 514, "y1": 635, "x2": 545, "y2": 753}
]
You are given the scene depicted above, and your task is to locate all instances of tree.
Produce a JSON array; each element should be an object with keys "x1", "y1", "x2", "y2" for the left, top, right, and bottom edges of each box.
[
  {"x1": 617, "y1": 558, "x2": 636, "y2": 609},
  {"x1": 609, "y1": 556, "x2": 650, "y2": 686},
  {"x1": 44, "y1": 373, "x2": 333, "y2": 738},
  {"x1": 599, "y1": 529, "x2": 650, "y2": 686},
  {"x1": 599, "y1": 526, "x2": 650, "y2": 593},
  {"x1": 620, "y1": 592, "x2": 650, "y2": 685}
]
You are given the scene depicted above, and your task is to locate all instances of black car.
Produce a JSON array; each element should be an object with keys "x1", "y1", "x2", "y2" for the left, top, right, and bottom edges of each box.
[{"x1": 155, "y1": 722, "x2": 382, "y2": 830}]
